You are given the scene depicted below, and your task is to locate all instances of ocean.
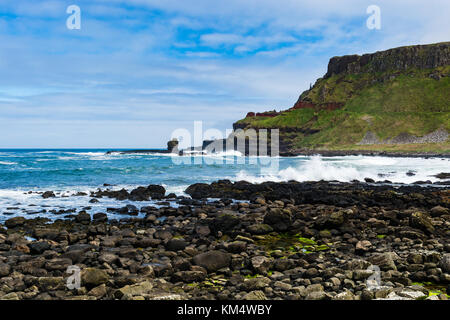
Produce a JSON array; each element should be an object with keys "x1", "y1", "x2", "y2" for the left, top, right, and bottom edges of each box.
[{"x1": 0, "y1": 149, "x2": 448, "y2": 222}]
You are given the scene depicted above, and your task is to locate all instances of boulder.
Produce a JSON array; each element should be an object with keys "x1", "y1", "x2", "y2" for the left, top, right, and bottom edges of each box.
[
  {"x1": 165, "y1": 239, "x2": 188, "y2": 252},
  {"x1": 246, "y1": 224, "x2": 273, "y2": 235},
  {"x1": 263, "y1": 208, "x2": 292, "y2": 231},
  {"x1": 171, "y1": 271, "x2": 206, "y2": 283},
  {"x1": 430, "y1": 206, "x2": 448, "y2": 217},
  {"x1": 114, "y1": 281, "x2": 153, "y2": 299},
  {"x1": 42, "y1": 191, "x2": 56, "y2": 199},
  {"x1": 29, "y1": 241, "x2": 51, "y2": 255},
  {"x1": 45, "y1": 258, "x2": 72, "y2": 271},
  {"x1": 87, "y1": 284, "x2": 107, "y2": 298},
  {"x1": 5, "y1": 216, "x2": 26, "y2": 228},
  {"x1": 410, "y1": 211, "x2": 434, "y2": 234},
  {"x1": 242, "y1": 277, "x2": 271, "y2": 291},
  {"x1": 209, "y1": 213, "x2": 241, "y2": 235},
  {"x1": 0, "y1": 263, "x2": 11, "y2": 277},
  {"x1": 243, "y1": 291, "x2": 267, "y2": 300},
  {"x1": 368, "y1": 252, "x2": 398, "y2": 271},
  {"x1": 38, "y1": 277, "x2": 65, "y2": 291},
  {"x1": 81, "y1": 268, "x2": 109, "y2": 288},
  {"x1": 251, "y1": 256, "x2": 272, "y2": 274},
  {"x1": 192, "y1": 251, "x2": 231, "y2": 273},
  {"x1": 439, "y1": 254, "x2": 450, "y2": 273}
]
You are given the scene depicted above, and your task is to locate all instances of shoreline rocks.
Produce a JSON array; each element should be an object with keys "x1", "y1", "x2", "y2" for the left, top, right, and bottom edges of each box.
[{"x1": 0, "y1": 181, "x2": 449, "y2": 300}]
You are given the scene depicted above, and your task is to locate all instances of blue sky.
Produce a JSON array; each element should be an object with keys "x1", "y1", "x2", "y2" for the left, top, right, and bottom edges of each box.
[{"x1": 0, "y1": 0, "x2": 449, "y2": 148}]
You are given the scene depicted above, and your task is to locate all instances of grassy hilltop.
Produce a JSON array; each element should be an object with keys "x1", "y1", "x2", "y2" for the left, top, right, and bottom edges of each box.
[{"x1": 235, "y1": 42, "x2": 450, "y2": 154}]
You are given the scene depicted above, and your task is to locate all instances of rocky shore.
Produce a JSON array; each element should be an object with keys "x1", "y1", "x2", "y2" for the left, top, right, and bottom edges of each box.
[{"x1": 0, "y1": 181, "x2": 449, "y2": 300}]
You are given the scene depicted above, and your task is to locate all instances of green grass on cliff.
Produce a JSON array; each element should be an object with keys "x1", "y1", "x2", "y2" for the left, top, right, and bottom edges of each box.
[{"x1": 236, "y1": 66, "x2": 450, "y2": 153}]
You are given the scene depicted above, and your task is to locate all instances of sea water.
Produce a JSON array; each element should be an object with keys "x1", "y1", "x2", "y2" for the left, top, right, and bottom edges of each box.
[{"x1": 0, "y1": 149, "x2": 448, "y2": 222}]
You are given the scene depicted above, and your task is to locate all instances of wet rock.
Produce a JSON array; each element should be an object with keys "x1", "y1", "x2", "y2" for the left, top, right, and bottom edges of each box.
[
  {"x1": 129, "y1": 185, "x2": 166, "y2": 201},
  {"x1": 42, "y1": 191, "x2": 56, "y2": 199},
  {"x1": 434, "y1": 172, "x2": 450, "y2": 179}
]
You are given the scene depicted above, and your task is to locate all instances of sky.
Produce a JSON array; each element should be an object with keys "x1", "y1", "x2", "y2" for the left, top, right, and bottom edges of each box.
[{"x1": 0, "y1": 0, "x2": 449, "y2": 148}]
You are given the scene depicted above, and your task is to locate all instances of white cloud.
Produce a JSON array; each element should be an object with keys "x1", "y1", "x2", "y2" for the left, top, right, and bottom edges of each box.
[{"x1": 0, "y1": 0, "x2": 448, "y2": 147}]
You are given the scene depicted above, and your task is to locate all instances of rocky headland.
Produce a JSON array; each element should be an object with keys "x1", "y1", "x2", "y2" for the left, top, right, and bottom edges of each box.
[{"x1": 233, "y1": 42, "x2": 450, "y2": 156}]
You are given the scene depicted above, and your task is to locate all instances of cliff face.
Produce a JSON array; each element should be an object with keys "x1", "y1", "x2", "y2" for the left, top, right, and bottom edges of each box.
[
  {"x1": 325, "y1": 42, "x2": 450, "y2": 78},
  {"x1": 296, "y1": 42, "x2": 450, "y2": 109},
  {"x1": 233, "y1": 42, "x2": 450, "y2": 154}
]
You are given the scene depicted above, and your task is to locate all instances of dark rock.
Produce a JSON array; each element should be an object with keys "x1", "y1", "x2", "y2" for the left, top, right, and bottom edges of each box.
[
  {"x1": 81, "y1": 268, "x2": 109, "y2": 288},
  {"x1": 45, "y1": 258, "x2": 72, "y2": 271},
  {"x1": 263, "y1": 208, "x2": 292, "y2": 231},
  {"x1": 172, "y1": 270, "x2": 206, "y2": 283},
  {"x1": 226, "y1": 241, "x2": 247, "y2": 253},
  {"x1": 410, "y1": 211, "x2": 434, "y2": 234},
  {"x1": 0, "y1": 263, "x2": 11, "y2": 277},
  {"x1": 439, "y1": 254, "x2": 450, "y2": 273},
  {"x1": 165, "y1": 239, "x2": 188, "y2": 251},
  {"x1": 93, "y1": 212, "x2": 108, "y2": 222},
  {"x1": 434, "y1": 172, "x2": 450, "y2": 179},
  {"x1": 193, "y1": 251, "x2": 231, "y2": 273},
  {"x1": 247, "y1": 224, "x2": 273, "y2": 235},
  {"x1": 42, "y1": 191, "x2": 56, "y2": 199},
  {"x1": 75, "y1": 211, "x2": 91, "y2": 223},
  {"x1": 4, "y1": 216, "x2": 26, "y2": 228},
  {"x1": 29, "y1": 241, "x2": 51, "y2": 255},
  {"x1": 209, "y1": 213, "x2": 241, "y2": 235}
]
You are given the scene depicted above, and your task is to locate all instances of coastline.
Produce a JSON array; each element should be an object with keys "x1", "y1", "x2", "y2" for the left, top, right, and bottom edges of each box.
[
  {"x1": 279, "y1": 150, "x2": 450, "y2": 158},
  {"x1": 0, "y1": 180, "x2": 449, "y2": 300}
]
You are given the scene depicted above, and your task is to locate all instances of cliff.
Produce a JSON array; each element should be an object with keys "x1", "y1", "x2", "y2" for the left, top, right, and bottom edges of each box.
[{"x1": 234, "y1": 42, "x2": 450, "y2": 155}]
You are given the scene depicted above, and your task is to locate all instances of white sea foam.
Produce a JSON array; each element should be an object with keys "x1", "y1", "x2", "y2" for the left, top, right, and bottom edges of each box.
[
  {"x1": 235, "y1": 155, "x2": 450, "y2": 184},
  {"x1": 0, "y1": 161, "x2": 17, "y2": 165}
]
